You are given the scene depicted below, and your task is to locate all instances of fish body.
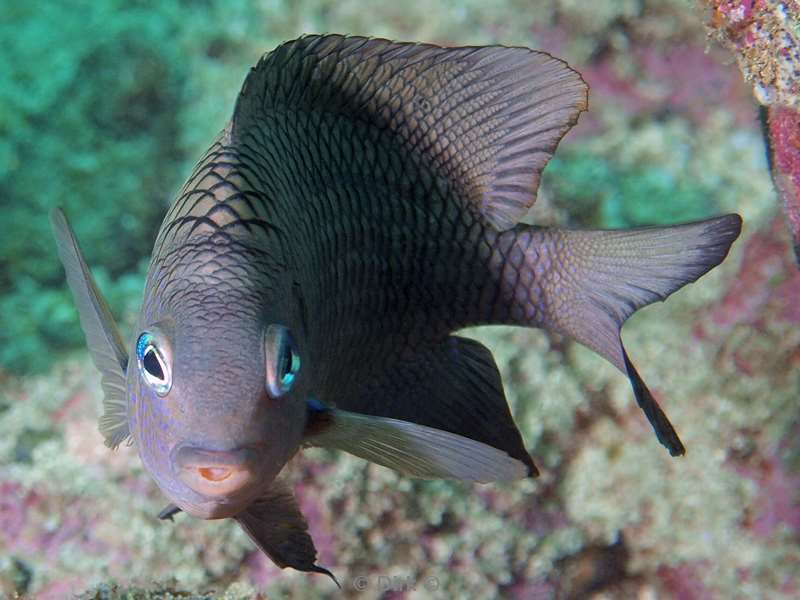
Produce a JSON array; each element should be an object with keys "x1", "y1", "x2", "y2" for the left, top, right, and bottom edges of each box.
[{"x1": 52, "y1": 35, "x2": 742, "y2": 579}]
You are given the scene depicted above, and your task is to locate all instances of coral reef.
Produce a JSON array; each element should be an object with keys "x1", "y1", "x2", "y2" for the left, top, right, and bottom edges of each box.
[
  {"x1": 701, "y1": 0, "x2": 800, "y2": 263},
  {"x1": 703, "y1": 0, "x2": 800, "y2": 108},
  {"x1": 1, "y1": 1, "x2": 798, "y2": 599},
  {"x1": 765, "y1": 105, "x2": 800, "y2": 261}
]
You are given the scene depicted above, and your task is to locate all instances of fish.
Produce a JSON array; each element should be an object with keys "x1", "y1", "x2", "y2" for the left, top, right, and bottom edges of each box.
[{"x1": 50, "y1": 34, "x2": 743, "y2": 580}]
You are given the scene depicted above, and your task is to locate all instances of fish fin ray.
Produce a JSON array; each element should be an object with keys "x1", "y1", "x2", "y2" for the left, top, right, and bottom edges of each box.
[
  {"x1": 528, "y1": 214, "x2": 742, "y2": 455},
  {"x1": 331, "y1": 336, "x2": 538, "y2": 476},
  {"x1": 235, "y1": 478, "x2": 338, "y2": 585},
  {"x1": 233, "y1": 34, "x2": 588, "y2": 231},
  {"x1": 305, "y1": 405, "x2": 527, "y2": 483},
  {"x1": 49, "y1": 208, "x2": 130, "y2": 448}
]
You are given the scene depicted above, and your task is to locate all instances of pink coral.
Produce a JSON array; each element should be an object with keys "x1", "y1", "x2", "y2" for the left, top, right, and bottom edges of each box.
[
  {"x1": 695, "y1": 218, "x2": 800, "y2": 376},
  {"x1": 735, "y1": 450, "x2": 800, "y2": 538},
  {"x1": 700, "y1": 218, "x2": 798, "y2": 332},
  {"x1": 766, "y1": 105, "x2": 800, "y2": 261},
  {"x1": 535, "y1": 24, "x2": 752, "y2": 130},
  {"x1": 658, "y1": 562, "x2": 716, "y2": 600},
  {"x1": 0, "y1": 483, "x2": 30, "y2": 544}
]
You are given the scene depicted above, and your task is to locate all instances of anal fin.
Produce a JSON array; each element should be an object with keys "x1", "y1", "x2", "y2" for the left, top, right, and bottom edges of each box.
[{"x1": 331, "y1": 335, "x2": 538, "y2": 477}]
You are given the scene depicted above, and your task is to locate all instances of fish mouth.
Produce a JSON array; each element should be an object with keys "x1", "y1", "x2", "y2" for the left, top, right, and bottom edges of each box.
[{"x1": 173, "y1": 446, "x2": 258, "y2": 498}]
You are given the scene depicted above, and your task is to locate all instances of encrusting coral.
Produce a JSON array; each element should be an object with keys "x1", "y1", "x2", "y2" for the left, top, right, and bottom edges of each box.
[{"x1": 702, "y1": 0, "x2": 800, "y2": 263}]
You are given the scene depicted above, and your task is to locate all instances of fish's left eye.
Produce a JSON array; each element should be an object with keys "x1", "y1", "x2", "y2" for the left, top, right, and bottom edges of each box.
[
  {"x1": 265, "y1": 324, "x2": 300, "y2": 398},
  {"x1": 136, "y1": 331, "x2": 171, "y2": 396}
]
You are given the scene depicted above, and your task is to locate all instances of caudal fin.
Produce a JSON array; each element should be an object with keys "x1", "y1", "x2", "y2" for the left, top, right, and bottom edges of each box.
[{"x1": 529, "y1": 214, "x2": 742, "y2": 455}]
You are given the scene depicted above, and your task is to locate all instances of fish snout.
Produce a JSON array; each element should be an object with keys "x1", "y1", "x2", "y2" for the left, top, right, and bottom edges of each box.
[{"x1": 173, "y1": 446, "x2": 257, "y2": 497}]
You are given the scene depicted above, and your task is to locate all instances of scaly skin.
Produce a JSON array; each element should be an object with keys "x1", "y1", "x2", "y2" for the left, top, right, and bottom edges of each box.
[{"x1": 140, "y1": 120, "x2": 557, "y2": 428}]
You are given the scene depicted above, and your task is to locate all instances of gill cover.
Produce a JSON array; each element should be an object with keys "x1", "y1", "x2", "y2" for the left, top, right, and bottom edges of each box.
[{"x1": 50, "y1": 208, "x2": 130, "y2": 448}]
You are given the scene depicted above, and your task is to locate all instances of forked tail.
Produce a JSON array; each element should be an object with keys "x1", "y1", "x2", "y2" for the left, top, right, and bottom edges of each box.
[{"x1": 517, "y1": 214, "x2": 743, "y2": 455}]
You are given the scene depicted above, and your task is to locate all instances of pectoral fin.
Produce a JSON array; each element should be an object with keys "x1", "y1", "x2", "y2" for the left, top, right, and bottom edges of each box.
[
  {"x1": 304, "y1": 401, "x2": 527, "y2": 483},
  {"x1": 158, "y1": 504, "x2": 181, "y2": 521},
  {"x1": 50, "y1": 208, "x2": 130, "y2": 448},
  {"x1": 235, "y1": 478, "x2": 337, "y2": 585}
]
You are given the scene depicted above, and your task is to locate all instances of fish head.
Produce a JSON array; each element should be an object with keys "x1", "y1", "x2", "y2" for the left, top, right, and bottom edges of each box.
[
  {"x1": 51, "y1": 206, "x2": 310, "y2": 520},
  {"x1": 129, "y1": 302, "x2": 308, "y2": 519}
]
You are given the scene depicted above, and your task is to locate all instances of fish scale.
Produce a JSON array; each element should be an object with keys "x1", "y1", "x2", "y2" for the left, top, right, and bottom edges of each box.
[
  {"x1": 51, "y1": 35, "x2": 743, "y2": 580},
  {"x1": 233, "y1": 125, "x2": 462, "y2": 353}
]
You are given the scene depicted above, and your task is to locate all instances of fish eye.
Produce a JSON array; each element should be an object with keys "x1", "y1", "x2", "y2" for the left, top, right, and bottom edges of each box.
[
  {"x1": 136, "y1": 332, "x2": 171, "y2": 396},
  {"x1": 265, "y1": 324, "x2": 300, "y2": 398}
]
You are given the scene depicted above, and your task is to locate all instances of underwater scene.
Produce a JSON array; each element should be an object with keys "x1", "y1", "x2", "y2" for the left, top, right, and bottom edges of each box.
[{"x1": 1, "y1": 1, "x2": 798, "y2": 599}]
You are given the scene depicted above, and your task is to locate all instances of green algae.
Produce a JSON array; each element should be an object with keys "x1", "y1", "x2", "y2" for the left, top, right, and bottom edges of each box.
[
  {"x1": 544, "y1": 150, "x2": 718, "y2": 227},
  {"x1": 0, "y1": 0, "x2": 270, "y2": 375}
]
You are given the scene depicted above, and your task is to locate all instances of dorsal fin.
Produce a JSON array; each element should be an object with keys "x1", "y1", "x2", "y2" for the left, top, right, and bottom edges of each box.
[{"x1": 233, "y1": 35, "x2": 587, "y2": 230}]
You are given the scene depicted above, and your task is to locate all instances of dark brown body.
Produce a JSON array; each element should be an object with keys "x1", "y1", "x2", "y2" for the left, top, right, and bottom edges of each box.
[
  {"x1": 53, "y1": 35, "x2": 742, "y2": 579},
  {"x1": 139, "y1": 36, "x2": 741, "y2": 479},
  {"x1": 159, "y1": 132, "x2": 548, "y2": 383},
  {"x1": 146, "y1": 123, "x2": 545, "y2": 475}
]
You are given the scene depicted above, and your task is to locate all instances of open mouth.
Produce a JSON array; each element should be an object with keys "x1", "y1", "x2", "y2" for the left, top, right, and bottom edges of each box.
[
  {"x1": 198, "y1": 466, "x2": 233, "y2": 482},
  {"x1": 173, "y1": 446, "x2": 257, "y2": 497}
]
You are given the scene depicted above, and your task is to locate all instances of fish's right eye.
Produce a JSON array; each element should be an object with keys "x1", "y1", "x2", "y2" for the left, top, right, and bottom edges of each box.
[
  {"x1": 136, "y1": 332, "x2": 171, "y2": 396},
  {"x1": 265, "y1": 324, "x2": 300, "y2": 398}
]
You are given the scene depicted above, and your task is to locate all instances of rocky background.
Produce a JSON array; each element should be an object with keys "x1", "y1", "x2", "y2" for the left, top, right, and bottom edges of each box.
[{"x1": 1, "y1": 1, "x2": 798, "y2": 599}]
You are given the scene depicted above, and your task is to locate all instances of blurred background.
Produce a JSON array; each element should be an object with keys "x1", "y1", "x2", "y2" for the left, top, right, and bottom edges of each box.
[{"x1": 1, "y1": 1, "x2": 798, "y2": 598}]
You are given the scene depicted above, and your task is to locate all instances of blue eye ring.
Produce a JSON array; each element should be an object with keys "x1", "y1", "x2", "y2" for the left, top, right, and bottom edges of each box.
[
  {"x1": 136, "y1": 331, "x2": 171, "y2": 396},
  {"x1": 265, "y1": 324, "x2": 300, "y2": 398}
]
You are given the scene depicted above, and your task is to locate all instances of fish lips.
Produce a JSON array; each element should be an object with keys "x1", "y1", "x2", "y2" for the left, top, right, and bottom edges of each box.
[{"x1": 172, "y1": 444, "x2": 262, "y2": 503}]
